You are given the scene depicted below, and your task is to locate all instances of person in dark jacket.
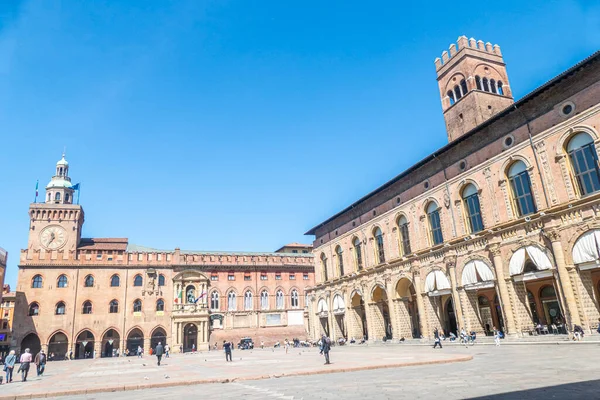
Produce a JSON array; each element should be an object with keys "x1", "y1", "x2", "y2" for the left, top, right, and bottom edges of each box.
[
  {"x1": 320, "y1": 335, "x2": 331, "y2": 365},
  {"x1": 155, "y1": 342, "x2": 164, "y2": 366},
  {"x1": 34, "y1": 350, "x2": 47, "y2": 376},
  {"x1": 223, "y1": 340, "x2": 232, "y2": 362},
  {"x1": 433, "y1": 328, "x2": 442, "y2": 349}
]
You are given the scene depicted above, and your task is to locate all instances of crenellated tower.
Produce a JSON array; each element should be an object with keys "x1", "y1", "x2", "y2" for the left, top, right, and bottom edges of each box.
[{"x1": 435, "y1": 36, "x2": 515, "y2": 142}]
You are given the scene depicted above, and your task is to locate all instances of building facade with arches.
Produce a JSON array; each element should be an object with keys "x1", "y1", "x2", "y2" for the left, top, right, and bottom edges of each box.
[
  {"x1": 13, "y1": 157, "x2": 314, "y2": 357},
  {"x1": 305, "y1": 38, "x2": 600, "y2": 341}
]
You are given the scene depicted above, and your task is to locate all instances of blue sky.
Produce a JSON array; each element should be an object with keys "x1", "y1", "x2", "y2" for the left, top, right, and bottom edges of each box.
[{"x1": 0, "y1": 0, "x2": 598, "y2": 287}]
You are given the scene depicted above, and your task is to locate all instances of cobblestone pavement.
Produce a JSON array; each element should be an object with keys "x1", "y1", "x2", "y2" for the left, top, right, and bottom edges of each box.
[
  {"x1": 0, "y1": 344, "x2": 469, "y2": 399},
  {"x1": 60, "y1": 344, "x2": 600, "y2": 399}
]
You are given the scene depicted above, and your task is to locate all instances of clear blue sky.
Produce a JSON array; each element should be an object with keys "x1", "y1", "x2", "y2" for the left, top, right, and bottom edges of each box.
[{"x1": 0, "y1": 1, "x2": 598, "y2": 287}]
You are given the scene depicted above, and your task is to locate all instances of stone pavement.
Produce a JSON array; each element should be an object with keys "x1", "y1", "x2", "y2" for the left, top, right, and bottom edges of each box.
[
  {"x1": 61, "y1": 344, "x2": 600, "y2": 399},
  {"x1": 0, "y1": 344, "x2": 470, "y2": 399}
]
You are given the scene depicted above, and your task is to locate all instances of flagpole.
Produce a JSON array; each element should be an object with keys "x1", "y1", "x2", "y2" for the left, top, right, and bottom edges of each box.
[{"x1": 77, "y1": 183, "x2": 81, "y2": 205}]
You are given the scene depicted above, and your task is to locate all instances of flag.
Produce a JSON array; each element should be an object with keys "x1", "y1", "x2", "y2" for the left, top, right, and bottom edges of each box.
[
  {"x1": 35, "y1": 180, "x2": 39, "y2": 197},
  {"x1": 174, "y1": 288, "x2": 182, "y2": 304},
  {"x1": 71, "y1": 183, "x2": 80, "y2": 190},
  {"x1": 193, "y1": 292, "x2": 207, "y2": 303}
]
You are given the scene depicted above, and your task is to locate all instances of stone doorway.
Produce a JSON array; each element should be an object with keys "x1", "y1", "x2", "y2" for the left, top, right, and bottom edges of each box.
[{"x1": 183, "y1": 323, "x2": 198, "y2": 352}]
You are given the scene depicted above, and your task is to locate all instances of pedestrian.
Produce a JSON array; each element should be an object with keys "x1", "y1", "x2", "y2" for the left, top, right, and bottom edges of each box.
[
  {"x1": 493, "y1": 327, "x2": 500, "y2": 346},
  {"x1": 433, "y1": 328, "x2": 442, "y2": 349},
  {"x1": 155, "y1": 342, "x2": 164, "y2": 366},
  {"x1": 284, "y1": 338, "x2": 290, "y2": 354},
  {"x1": 179, "y1": 345, "x2": 183, "y2": 353},
  {"x1": 34, "y1": 349, "x2": 47, "y2": 376},
  {"x1": 137, "y1": 345, "x2": 143, "y2": 358},
  {"x1": 165, "y1": 344, "x2": 170, "y2": 358},
  {"x1": 192, "y1": 343, "x2": 196, "y2": 353},
  {"x1": 260, "y1": 341, "x2": 264, "y2": 349},
  {"x1": 320, "y1": 334, "x2": 331, "y2": 365},
  {"x1": 18, "y1": 348, "x2": 32, "y2": 382},
  {"x1": 223, "y1": 340, "x2": 232, "y2": 362},
  {"x1": 4, "y1": 350, "x2": 16, "y2": 383}
]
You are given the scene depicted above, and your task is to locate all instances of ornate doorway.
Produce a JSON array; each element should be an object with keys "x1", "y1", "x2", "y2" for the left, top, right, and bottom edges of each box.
[{"x1": 183, "y1": 323, "x2": 198, "y2": 351}]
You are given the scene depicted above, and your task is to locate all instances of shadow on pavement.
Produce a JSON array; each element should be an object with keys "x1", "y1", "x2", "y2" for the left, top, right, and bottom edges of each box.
[{"x1": 468, "y1": 379, "x2": 600, "y2": 399}]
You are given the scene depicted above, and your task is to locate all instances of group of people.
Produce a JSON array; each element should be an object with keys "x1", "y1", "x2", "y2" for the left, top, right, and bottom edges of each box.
[
  {"x1": 433, "y1": 327, "x2": 501, "y2": 348},
  {"x1": 2, "y1": 348, "x2": 47, "y2": 384}
]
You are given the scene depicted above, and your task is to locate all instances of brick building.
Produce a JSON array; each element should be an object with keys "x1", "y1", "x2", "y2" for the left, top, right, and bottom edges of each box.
[
  {"x1": 306, "y1": 37, "x2": 600, "y2": 342},
  {"x1": 14, "y1": 155, "x2": 314, "y2": 358}
]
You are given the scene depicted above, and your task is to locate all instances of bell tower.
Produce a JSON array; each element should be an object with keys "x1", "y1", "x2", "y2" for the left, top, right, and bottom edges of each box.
[
  {"x1": 435, "y1": 36, "x2": 515, "y2": 142},
  {"x1": 25, "y1": 154, "x2": 84, "y2": 255}
]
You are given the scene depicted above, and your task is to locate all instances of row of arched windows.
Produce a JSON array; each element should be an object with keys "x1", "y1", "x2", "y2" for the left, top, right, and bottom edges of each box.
[
  {"x1": 209, "y1": 289, "x2": 300, "y2": 311},
  {"x1": 31, "y1": 273, "x2": 167, "y2": 289},
  {"x1": 28, "y1": 298, "x2": 165, "y2": 316},
  {"x1": 476, "y1": 76, "x2": 504, "y2": 95},
  {"x1": 447, "y1": 79, "x2": 468, "y2": 106},
  {"x1": 318, "y1": 132, "x2": 600, "y2": 281}
]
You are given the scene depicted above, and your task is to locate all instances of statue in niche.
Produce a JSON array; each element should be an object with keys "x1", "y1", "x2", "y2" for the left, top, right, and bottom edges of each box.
[{"x1": 187, "y1": 288, "x2": 196, "y2": 304}]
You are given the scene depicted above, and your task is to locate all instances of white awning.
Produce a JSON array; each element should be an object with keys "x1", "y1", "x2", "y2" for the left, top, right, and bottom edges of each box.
[
  {"x1": 332, "y1": 294, "x2": 345, "y2": 313},
  {"x1": 573, "y1": 230, "x2": 600, "y2": 264},
  {"x1": 462, "y1": 260, "x2": 495, "y2": 286},
  {"x1": 317, "y1": 298, "x2": 328, "y2": 313},
  {"x1": 509, "y1": 246, "x2": 553, "y2": 276},
  {"x1": 424, "y1": 270, "x2": 451, "y2": 292}
]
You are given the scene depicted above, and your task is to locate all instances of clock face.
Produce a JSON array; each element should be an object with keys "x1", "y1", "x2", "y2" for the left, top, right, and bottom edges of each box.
[{"x1": 40, "y1": 226, "x2": 67, "y2": 250}]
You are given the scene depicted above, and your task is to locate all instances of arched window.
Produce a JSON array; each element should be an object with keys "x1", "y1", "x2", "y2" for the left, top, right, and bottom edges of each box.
[
  {"x1": 489, "y1": 79, "x2": 497, "y2": 94},
  {"x1": 374, "y1": 227, "x2": 385, "y2": 264},
  {"x1": 497, "y1": 81, "x2": 504, "y2": 95},
  {"x1": 320, "y1": 253, "x2": 329, "y2": 282},
  {"x1": 82, "y1": 301, "x2": 93, "y2": 314},
  {"x1": 156, "y1": 299, "x2": 165, "y2": 312},
  {"x1": 244, "y1": 291, "x2": 253, "y2": 310},
  {"x1": 47, "y1": 193, "x2": 51, "y2": 202},
  {"x1": 427, "y1": 202, "x2": 444, "y2": 245},
  {"x1": 567, "y1": 132, "x2": 600, "y2": 196},
  {"x1": 508, "y1": 161, "x2": 536, "y2": 216},
  {"x1": 447, "y1": 90, "x2": 455, "y2": 106},
  {"x1": 475, "y1": 75, "x2": 482, "y2": 90},
  {"x1": 55, "y1": 192, "x2": 61, "y2": 201},
  {"x1": 540, "y1": 285, "x2": 556, "y2": 299},
  {"x1": 454, "y1": 85, "x2": 462, "y2": 101},
  {"x1": 109, "y1": 300, "x2": 119, "y2": 313},
  {"x1": 227, "y1": 292, "x2": 236, "y2": 311},
  {"x1": 210, "y1": 291, "x2": 219, "y2": 311},
  {"x1": 462, "y1": 184, "x2": 484, "y2": 233},
  {"x1": 353, "y1": 237, "x2": 363, "y2": 270},
  {"x1": 398, "y1": 215, "x2": 411, "y2": 256},
  {"x1": 158, "y1": 274, "x2": 166, "y2": 287},
  {"x1": 65, "y1": 193, "x2": 70, "y2": 203},
  {"x1": 32, "y1": 275, "x2": 43, "y2": 288},
  {"x1": 84, "y1": 275, "x2": 94, "y2": 287},
  {"x1": 291, "y1": 289, "x2": 299, "y2": 309},
  {"x1": 482, "y1": 77, "x2": 490, "y2": 92},
  {"x1": 110, "y1": 274, "x2": 120, "y2": 287},
  {"x1": 57, "y1": 274, "x2": 68, "y2": 288},
  {"x1": 133, "y1": 299, "x2": 142, "y2": 313},
  {"x1": 28, "y1": 302, "x2": 39, "y2": 316},
  {"x1": 261, "y1": 290, "x2": 269, "y2": 310},
  {"x1": 55, "y1": 301, "x2": 65, "y2": 315},
  {"x1": 276, "y1": 290, "x2": 285, "y2": 310},
  {"x1": 335, "y1": 246, "x2": 344, "y2": 277},
  {"x1": 133, "y1": 274, "x2": 143, "y2": 287},
  {"x1": 460, "y1": 79, "x2": 468, "y2": 96}
]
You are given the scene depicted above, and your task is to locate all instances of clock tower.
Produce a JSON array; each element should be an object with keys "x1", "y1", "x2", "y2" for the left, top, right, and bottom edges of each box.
[{"x1": 27, "y1": 154, "x2": 84, "y2": 254}]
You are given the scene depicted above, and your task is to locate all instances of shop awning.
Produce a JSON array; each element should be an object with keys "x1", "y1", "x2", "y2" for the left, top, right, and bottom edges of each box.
[
  {"x1": 462, "y1": 259, "x2": 495, "y2": 286},
  {"x1": 573, "y1": 230, "x2": 600, "y2": 265},
  {"x1": 425, "y1": 270, "x2": 451, "y2": 293},
  {"x1": 317, "y1": 298, "x2": 328, "y2": 313},
  {"x1": 332, "y1": 294, "x2": 345, "y2": 313},
  {"x1": 509, "y1": 246, "x2": 553, "y2": 276}
]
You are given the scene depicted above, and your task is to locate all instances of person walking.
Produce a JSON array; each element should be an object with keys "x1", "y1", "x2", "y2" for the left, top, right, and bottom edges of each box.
[
  {"x1": 4, "y1": 350, "x2": 16, "y2": 383},
  {"x1": 164, "y1": 344, "x2": 170, "y2": 358},
  {"x1": 433, "y1": 328, "x2": 442, "y2": 349},
  {"x1": 18, "y1": 348, "x2": 32, "y2": 382},
  {"x1": 192, "y1": 344, "x2": 196, "y2": 353},
  {"x1": 137, "y1": 346, "x2": 143, "y2": 358},
  {"x1": 493, "y1": 327, "x2": 500, "y2": 346},
  {"x1": 223, "y1": 340, "x2": 232, "y2": 362},
  {"x1": 34, "y1": 349, "x2": 47, "y2": 376},
  {"x1": 284, "y1": 339, "x2": 290, "y2": 354},
  {"x1": 155, "y1": 342, "x2": 164, "y2": 366},
  {"x1": 320, "y1": 335, "x2": 331, "y2": 365}
]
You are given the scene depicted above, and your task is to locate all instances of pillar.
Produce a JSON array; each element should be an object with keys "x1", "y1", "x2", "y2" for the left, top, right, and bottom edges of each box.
[
  {"x1": 386, "y1": 279, "x2": 400, "y2": 339},
  {"x1": 446, "y1": 260, "x2": 465, "y2": 333},
  {"x1": 490, "y1": 245, "x2": 516, "y2": 334},
  {"x1": 548, "y1": 230, "x2": 581, "y2": 328},
  {"x1": 413, "y1": 273, "x2": 429, "y2": 338}
]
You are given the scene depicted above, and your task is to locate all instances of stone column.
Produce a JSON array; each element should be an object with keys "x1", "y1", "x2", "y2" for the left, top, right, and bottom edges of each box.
[
  {"x1": 446, "y1": 256, "x2": 464, "y2": 332},
  {"x1": 386, "y1": 278, "x2": 400, "y2": 339},
  {"x1": 548, "y1": 229, "x2": 581, "y2": 328},
  {"x1": 489, "y1": 245, "x2": 516, "y2": 334},
  {"x1": 412, "y1": 273, "x2": 429, "y2": 338},
  {"x1": 94, "y1": 341, "x2": 102, "y2": 359}
]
